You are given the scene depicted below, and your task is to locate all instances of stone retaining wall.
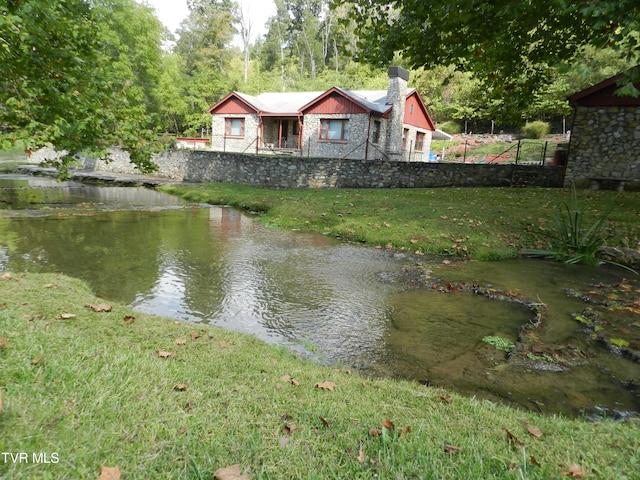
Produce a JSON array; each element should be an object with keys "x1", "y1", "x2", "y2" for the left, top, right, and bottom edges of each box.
[{"x1": 90, "y1": 148, "x2": 565, "y2": 189}]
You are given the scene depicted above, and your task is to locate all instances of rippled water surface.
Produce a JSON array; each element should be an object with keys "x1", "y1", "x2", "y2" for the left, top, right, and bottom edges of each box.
[{"x1": 1, "y1": 175, "x2": 638, "y2": 418}]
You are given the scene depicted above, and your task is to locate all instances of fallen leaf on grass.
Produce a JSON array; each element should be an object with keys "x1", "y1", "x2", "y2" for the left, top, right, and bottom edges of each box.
[
  {"x1": 175, "y1": 338, "x2": 187, "y2": 345},
  {"x1": 444, "y1": 444, "x2": 462, "y2": 454},
  {"x1": 526, "y1": 424, "x2": 543, "y2": 438},
  {"x1": 369, "y1": 428, "x2": 382, "y2": 437},
  {"x1": 357, "y1": 444, "x2": 365, "y2": 463},
  {"x1": 381, "y1": 419, "x2": 395, "y2": 430},
  {"x1": 190, "y1": 331, "x2": 200, "y2": 339},
  {"x1": 31, "y1": 355, "x2": 45, "y2": 365},
  {"x1": 283, "y1": 424, "x2": 297, "y2": 435},
  {"x1": 86, "y1": 303, "x2": 112, "y2": 313},
  {"x1": 2, "y1": 272, "x2": 13, "y2": 280},
  {"x1": 58, "y1": 313, "x2": 76, "y2": 319},
  {"x1": 158, "y1": 350, "x2": 175, "y2": 358},
  {"x1": 97, "y1": 465, "x2": 121, "y2": 480},
  {"x1": 173, "y1": 384, "x2": 189, "y2": 391},
  {"x1": 505, "y1": 428, "x2": 525, "y2": 447},
  {"x1": 279, "y1": 436, "x2": 289, "y2": 447},
  {"x1": 123, "y1": 316, "x2": 135, "y2": 324},
  {"x1": 280, "y1": 374, "x2": 300, "y2": 386},
  {"x1": 436, "y1": 394, "x2": 453, "y2": 404},
  {"x1": 319, "y1": 416, "x2": 329, "y2": 427},
  {"x1": 0, "y1": 337, "x2": 9, "y2": 349},
  {"x1": 314, "y1": 381, "x2": 335, "y2": 391},
  {"x1": 214, "y1": 464, "x2": 250, "y2": 480},
  {"x1": 562, "y1": 465, "x2": 587, "y2": 478}
]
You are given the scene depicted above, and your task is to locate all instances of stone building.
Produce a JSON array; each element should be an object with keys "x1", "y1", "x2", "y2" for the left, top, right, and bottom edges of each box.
[
  {"x1": 207, "y1": 67, "x2": 441, "y2": 162},
  {"x1": 566, "y1": 69, "x2": 640, "y2": 190}
]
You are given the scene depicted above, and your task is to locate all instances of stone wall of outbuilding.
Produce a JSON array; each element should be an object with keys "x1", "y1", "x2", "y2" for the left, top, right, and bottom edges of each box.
[
  {"x1": 88, "y1": 148, "x2": 564, "y2": 189},
  {"x1": 566, "y1": 106, "x2": 640, "y2": 190}
]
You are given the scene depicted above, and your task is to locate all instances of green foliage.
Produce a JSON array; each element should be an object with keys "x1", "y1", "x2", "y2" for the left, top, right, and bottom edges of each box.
[
  {"x1": 523, "y1": 185, "x2": 617, "y2": 266},
  {"x1": 482, "y1": 336, "x2": 515, "y2": 353},
  {"x1": 340, "y1": 0, "x2": 640, "y2": 121},
  {"x1": 0, "y1": 0, "x2": 169, "y2": 177},
  {"x1": 437, "y1": 121, "x2": 462, "y2": 135},
  {"x1": 522, "y1": 121, "x2": 550, "y2": 139}
]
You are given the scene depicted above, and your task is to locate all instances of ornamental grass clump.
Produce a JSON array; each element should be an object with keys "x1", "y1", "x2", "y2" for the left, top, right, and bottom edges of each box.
[{"x1": 523, "y1": 184, "x2": 615, "y2": 266}]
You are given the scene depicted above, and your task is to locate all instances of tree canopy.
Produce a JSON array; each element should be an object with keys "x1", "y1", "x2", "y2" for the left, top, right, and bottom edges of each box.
[
  {"x1": 341, "y1": 0, "x2": 640, "y2": 121},
  {"x1": 0, "y1": 0, "x2": 167, "y2": 175}
]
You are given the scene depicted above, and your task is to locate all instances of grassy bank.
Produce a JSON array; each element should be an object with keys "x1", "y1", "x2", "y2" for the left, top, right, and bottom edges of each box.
[
  {"x1": 1, "y1": 272, "x2": 638, "y2": 479},
  {"x1": 160, "y1": 184, "x2": 640, "y2": 261}
]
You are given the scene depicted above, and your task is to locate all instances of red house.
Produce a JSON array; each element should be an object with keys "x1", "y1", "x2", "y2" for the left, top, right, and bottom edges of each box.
[{"x1": 207, "y1": 67, "x2": 446, "y2": 162}]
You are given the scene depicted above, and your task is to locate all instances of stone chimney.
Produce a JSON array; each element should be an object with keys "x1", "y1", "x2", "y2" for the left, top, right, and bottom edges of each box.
[{"x1": 385, "y1": 66, "x2": 409, "y2": 160}]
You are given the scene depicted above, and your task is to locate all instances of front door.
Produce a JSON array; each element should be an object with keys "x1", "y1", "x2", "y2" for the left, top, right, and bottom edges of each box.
[{"x1": 279, "y1": 120, "x2": 288, "y2": 148}]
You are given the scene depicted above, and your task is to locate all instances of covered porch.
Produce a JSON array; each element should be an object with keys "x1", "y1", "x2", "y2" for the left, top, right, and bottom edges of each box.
[{"x1": 258, "y1": 115, "x2": 303, "y2": 154}]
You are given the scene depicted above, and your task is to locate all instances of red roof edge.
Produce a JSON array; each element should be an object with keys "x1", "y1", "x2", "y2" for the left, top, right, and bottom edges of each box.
[
  {"x1": 568, "y1": 66, "x2": 640, "y2": 106},
  {"x1": 207, "y1": 92, "x2": 259, "y2": 114}
]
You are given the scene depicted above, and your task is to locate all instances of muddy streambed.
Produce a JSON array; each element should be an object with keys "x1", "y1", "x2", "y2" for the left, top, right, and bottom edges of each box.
[{"x1": 0, "y1": 174, "x2": 638, "y2": 419}]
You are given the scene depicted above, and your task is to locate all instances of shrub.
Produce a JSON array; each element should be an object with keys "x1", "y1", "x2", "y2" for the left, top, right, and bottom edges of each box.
[
  {"x1": 522, "y1": 121, "x2": 550, "y2": 139},
  {"x1": 438, "y1": 121, "x2": 462, "y2": 135}
]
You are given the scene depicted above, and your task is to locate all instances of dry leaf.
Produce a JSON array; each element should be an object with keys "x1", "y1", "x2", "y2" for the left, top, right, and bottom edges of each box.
[
  {"x1": 505, "y1": 428, "x2": 525, "y2": 447},
  {"x1": 283, "y1": 424, "x2": 297, "y2": 435},
  {"x1": 175, "y1": 338, "x2": 187, "y2": 345},
  {"x1": 173, "y1": 384, "x2": 189, "y2": 391},
  {"x1": 97, "y1": 465, "x2": 121, "y2": 480},
  {"x1": 86, "y1": 303, "x2": 112, "y2": 313},
  {"x1": 527, "y1": 425, "x2": 543, "y2": 438},
  {"x1": 214, "y1": 464, "x2": 250, "y2": 480},
  {"x1": 123, "y1": 316, "x2": 135, "y2": 324},
  {"x1": 158, "y1": 350, "x2": 175, "y2": 358},
  {"x1": 530, "y1": 455, "x2": 541, "y2": 467},
  {"x1": 562, "y1": 465, "x2": 587, "y2": 478},
  {"x1": 314, "y1": 381, "x2": 335, "y2": 391},
  {"x1": 280, "y1": 374, "x2": 300, "y2": 386},
  {"x1": 381, "y1": 419, "x2": 395, "y2": 430},
  {"x1": 444, "y1": 444, "x2": 462, "y2": 454},
  {"x1": 368, "y1": 428, "x2": 382, "y2": 437},
  {"x1": 0, "y1": 337, "x2": 9, "y2": 349},
  {"x1": 275, "y1": 383, "x2": 283, "y2": 390},
  {"x1": 31, "y1": 355, "x2": 45, "y2": 365},
  {"x1": 58, "y1": 313, "x2": 76, "y2": 319},
  {"x1": 218, "y1": 340, "x2": 227, "y2": 348},
  {"x1": 357, "y1": 445, "x2": 365, "y2": 463},
  {"x1": 278, "y1": 436, "x2": 290, "y2": 447},
  {"x1": 190, "y1": 331, "x2": 200, "y2": 339},
  {"x1": 319, "y1": 416, "x2": 329, "y2": 427},
  {"x1": 436, "y1": 394, "x2": 453, "y2": 404},
  {"x1": 2, "y1": 272, "x2": 13, "y2": 280}
]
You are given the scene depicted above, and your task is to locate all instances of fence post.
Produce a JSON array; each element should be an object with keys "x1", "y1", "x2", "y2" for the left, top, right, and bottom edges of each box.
[
  {"x1": 515, "y1": 140, "x2": 521, "y2": 165},
  {"x1": 541, "y1": 141, "x2": 548, "y2": 166}
]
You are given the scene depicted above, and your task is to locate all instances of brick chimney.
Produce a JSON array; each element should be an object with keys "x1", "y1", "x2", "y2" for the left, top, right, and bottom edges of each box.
[{"x1": 385, "y1": 66, "x2": 409, "y2": 160}]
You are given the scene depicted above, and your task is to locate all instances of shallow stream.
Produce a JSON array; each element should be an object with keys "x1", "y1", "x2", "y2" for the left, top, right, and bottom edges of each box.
[{"x1": 1, "y1": 174, "x2": 638, "y2": 418}]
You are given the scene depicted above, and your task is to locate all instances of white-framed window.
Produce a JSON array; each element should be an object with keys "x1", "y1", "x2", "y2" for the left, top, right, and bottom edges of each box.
[
  {"x1": 224, "y1": 118, "x2": 245, "y2": 137},
  {"x1": 415, "y1": 131, "x2": 426, "y2": 151},
  {"x1": 319, "y1": 119, "x2": 349, "y2": 141}
]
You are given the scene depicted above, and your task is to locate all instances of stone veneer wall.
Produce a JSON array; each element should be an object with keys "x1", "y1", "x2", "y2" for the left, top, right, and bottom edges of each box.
[
  {"x1": 566, "y1": 106, "x2": 640, "y2": 189},
  {"x1": 90, "y1": 148, "x2": 564, "y2": 189}
]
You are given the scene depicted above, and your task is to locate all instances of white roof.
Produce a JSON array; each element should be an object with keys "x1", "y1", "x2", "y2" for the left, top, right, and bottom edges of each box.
[{"x1": 235, "y1": 91, "x2": 324, "y2": 114}]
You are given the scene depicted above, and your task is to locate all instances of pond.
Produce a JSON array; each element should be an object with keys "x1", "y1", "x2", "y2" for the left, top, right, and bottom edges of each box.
[{"x1": 1, "y1": 174, "x2": 638, "y2": 419}]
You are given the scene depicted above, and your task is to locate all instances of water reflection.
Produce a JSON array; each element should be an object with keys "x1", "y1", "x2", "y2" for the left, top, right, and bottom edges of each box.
[{"x1": 0, "y1": 177, "x2": 638, "y2": 417}]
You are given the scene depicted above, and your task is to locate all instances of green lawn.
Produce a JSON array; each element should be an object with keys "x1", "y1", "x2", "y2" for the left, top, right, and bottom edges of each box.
[
  {"x1": 160, "y1": 183, "x2": 640, "y2": 261},
  {"x1": 1, "y1": 272, "x2": 638, "y2": 479}
]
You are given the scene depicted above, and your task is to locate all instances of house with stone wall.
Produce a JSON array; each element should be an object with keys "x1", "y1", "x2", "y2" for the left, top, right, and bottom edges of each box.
[
  {"x1": 207, "y1": 67, "x2": 442, "y2": 162},
  {"x1": 566, "y1": 69, "x2": 640, "y2": 190}
]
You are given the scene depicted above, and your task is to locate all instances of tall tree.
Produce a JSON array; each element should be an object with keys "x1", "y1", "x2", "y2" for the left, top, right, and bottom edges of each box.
[
  {"x1": 0, "y1": 0, "x2": 167, "y2": 176},
  {"x1": 341, "y1": 0, "x2": 640, "y2": 121}
]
